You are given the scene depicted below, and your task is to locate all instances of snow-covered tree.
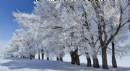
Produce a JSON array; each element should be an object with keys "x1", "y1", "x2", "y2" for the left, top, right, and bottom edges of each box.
[
  {"x1": 6, "y1": 0, "x2": 130, "y2": 69},
  {"x1": 89, "y1": 0, "x2": 130, "y2": 69}
]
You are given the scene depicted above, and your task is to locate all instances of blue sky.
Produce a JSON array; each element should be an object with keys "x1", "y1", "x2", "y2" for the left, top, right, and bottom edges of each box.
[{"x1": 0, "y1": 0, "x2": 35, "y2": 51}]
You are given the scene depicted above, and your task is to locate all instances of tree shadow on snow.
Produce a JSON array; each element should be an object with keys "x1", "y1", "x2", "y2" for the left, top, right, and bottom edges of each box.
[{"x1": 0, "y1": 57, "x2": 130, "y2": 71}]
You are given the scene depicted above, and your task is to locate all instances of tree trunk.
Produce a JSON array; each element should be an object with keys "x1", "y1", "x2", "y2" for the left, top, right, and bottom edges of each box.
[
  {"x1": 41, "y1": 53, "x2": 44, "y2": 60},
  {"x1": 30, "y1": 54, "x2": 34, "y2": 60},
  {"x1": 87, "y1": 58, "x2": 91, "y2": 67},
  {"x1": 41, "y1": 50, "x2": 44, "y2": 60},
  {"x1": 112, "y1": 41, "x2": 117, "y2": 68},
  {"x1": 75, "y1": 49, "x2": 80, "y2": 65},
  {"x1": 85, "y1": 52, "x2": 91, "y2": 67},
  {"x1": 70, "y1": 51, "x2": 75, "y2": 64},
  {"x1": 57, "y1": 57, "x2": 59, "y2": 61},
  {"x1": 38, "y1": 52, "x2": 40, "y2": 60},
  {"x1": 75, "y1": 53, "x2": 80, "y2": 65},
  {"x1": 11, "y1": 55, "x2": 14, "y2": 57},
  {"x1": 47, "y1": 57, "x2": 49, "y2": 60},
  {"x1": 93, "y1": 58, "x2": 100, "y2": 68},
  {"x1": 102, "y1": 47, "x2": 108, "y2": 69},
  {"x1": 70, "y1": 49, "x2": 80, "y2": 65},
  {"x1": 60, "y1": 57, "x2": 63, "y2": 62},
  {"x1": 23, "y1": 56, "x2": 25, "y2": 59}
]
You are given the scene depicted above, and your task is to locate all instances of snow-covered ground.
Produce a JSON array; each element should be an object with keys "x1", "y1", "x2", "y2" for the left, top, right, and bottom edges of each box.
[{"x1": 0, "y1": 55, "x2": 130, "y2": 71}]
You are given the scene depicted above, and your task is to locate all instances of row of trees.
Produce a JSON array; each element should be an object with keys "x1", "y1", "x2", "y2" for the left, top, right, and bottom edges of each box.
[{"x1": 6, "y1": 0, "x2": 130, "y2": 69}]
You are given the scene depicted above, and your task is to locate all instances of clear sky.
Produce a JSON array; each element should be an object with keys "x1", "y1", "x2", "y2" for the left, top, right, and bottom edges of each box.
[{"x1": 0, "y1": 0, "x2": 35, "y2": 51}]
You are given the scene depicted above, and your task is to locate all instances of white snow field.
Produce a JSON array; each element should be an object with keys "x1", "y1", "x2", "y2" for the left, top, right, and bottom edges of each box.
[{"x1": 0, "y1": 55, "x2": 130, "y2": 71}]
